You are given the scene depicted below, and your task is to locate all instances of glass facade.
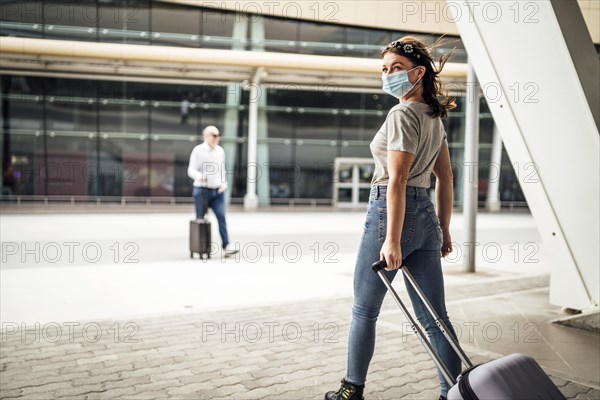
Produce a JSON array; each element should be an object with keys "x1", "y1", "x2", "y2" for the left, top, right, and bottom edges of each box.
[{"x1": 1, "y1": 1, "x2": 530, "y2": 208}]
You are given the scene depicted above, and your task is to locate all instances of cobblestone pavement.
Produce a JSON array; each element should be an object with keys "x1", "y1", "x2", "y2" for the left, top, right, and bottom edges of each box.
[{"x1": 1, "y1": 275, "x2": 598, "y2": 400}]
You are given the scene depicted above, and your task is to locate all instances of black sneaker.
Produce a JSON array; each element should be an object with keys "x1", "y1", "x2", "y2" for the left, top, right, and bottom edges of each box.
[{"x1": 325, "y1": 379, "x2": 365, "y2": 400}]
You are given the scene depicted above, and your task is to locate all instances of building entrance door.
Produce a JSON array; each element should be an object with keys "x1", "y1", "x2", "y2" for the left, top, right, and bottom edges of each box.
[{"x1": 333, "y1": 158, "x2": 374, "y2": 208}]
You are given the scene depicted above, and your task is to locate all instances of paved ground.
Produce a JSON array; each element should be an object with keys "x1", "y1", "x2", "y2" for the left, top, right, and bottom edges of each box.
[{"x1": 1, "y1": 210, "x2": 599, "y2": 399}]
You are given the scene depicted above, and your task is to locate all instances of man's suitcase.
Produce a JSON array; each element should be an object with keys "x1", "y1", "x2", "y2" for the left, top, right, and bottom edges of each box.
[
  {"x1": 372, "y1": 260, "x2": 566, "y2": 400},
  {"x1": 190, "y1": 219, "x2": 211, "y2": 259}
]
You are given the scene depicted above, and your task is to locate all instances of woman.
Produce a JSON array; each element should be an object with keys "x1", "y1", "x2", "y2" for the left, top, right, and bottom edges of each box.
[{"x1": 325, "y1": 37, "x2": 461, "y2": 400}]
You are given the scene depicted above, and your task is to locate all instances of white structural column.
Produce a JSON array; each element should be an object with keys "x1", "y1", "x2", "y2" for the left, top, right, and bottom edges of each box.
[
  {"x1": 250, "y1": 16, "x2": 271, "y2": 207},
  {"x1": 449, "y1": 1, "x2": 600, "y2": 309},
  {"x1": 462, "y1": 61, "x2": 480, "y2": 273},
  {"x1": 243, "y1": 67, "x2": 265, "y2": 210},
  {"x1": 487, "y1": 123, "x2": 502, "y2": 212}
]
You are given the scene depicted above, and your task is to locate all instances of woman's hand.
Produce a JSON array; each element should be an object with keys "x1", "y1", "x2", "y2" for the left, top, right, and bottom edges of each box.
[
  {"x1": 441, "y1": 227, "x2": 453, "y2": 258},
  {"x1": 380, "y1": 239, "x2": 403, "y2": 271}
]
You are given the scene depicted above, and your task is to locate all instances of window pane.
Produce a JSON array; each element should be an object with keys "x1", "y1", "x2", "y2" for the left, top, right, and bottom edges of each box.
[
  {"x1": 149, "y1": 139, "x2": 176, "y2": 198},
  {"x1": 3, "y1": 133, "x2": 45, "y2": 197},
  {"x1": 479, "y1": 116, "x2": 495, "y2": 144},
  {"x1": 230, "y1": 141, "x2": 247, "y2": 199},
  {"x1": 368, "y1": 29, "x2": 392, "y2": 57},
  {"x1": 98, "y1": 0, "x2": 149, "y2": 45},
  {"x1": 364, "y1": 92, "x2": 397, "y2": 111},
  {"x1": 345, "y1": 26, "x2": 390, "y2": 58},
  {"x1": 1, "y1": 75, "x2": 45, "y2": 197},
  {"x1": 151, "y1": 3, "x2": 200, "y2": 48},
  {"x1": 0, "y1": 0, "x2": 43, "y2": 38},
  {"x1": 199, "y1": 7, "x2": 235, "y2": 49},
  {"x1": 267, "y1": 111, "x2": 294, "y2": 139},
  {"x1": 263, "y1": 17, "x2": 298, "y2": 53},
  {"x1": 43, "y1": 0, "x2": 97, "y2": 42},
  {"x1": 45, "y1": 136, "x2": 96, "y2": 196},
  {"x1": 499, "y1": 148, "x2": 526, "y2": 205},
  {"x1": 46, "y1": 78, "x2": 97, "y2": 133},
  {"x1": 340, "y1": 143, "x2": 372, "y2": 158},
  {"x1": 268, "y1": 142, "x2": 294, "y2": 198},
  {"x1": 294, "y1": 143, "x2": 336, "y2": 198},
  {"x1": 298, "y1": 21, "x2": 344, "y2": 56},
  {"x1": 149, "y1": 84, "x2": 199, "y2": 136},
  {"x1": 363, "y1": 115, "x2": 385, "y2": 138},
  {"x1": 98, "y1": 81, "x2": 149, "y2": 134},
  {"x1": 340, "y1": 115, "x2": 365, "y2": 142},
  {"x1": 2, "y1": 95, "x2": 44, "y2": 131},
  {"x1": 295, "y1": 113, "x2": 339, "y2": 141},
  {"x1": 99, "y1": 137, "x2": 147, "y2": 197}
]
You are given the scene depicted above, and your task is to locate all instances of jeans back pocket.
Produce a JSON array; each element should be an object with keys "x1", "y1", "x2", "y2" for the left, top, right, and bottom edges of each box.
[{"x1": 424, "y1": 204, "x2": 443, "y2": 244}]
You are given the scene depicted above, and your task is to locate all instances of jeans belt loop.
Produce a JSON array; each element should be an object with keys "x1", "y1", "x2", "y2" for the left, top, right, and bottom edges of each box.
[{"x1": 376, "y1": 185, "x2": 380, "y2": 200}]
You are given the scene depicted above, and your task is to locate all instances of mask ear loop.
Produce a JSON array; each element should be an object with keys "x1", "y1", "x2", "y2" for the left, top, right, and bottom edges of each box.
[{"x1": 403, "y1": 66, "x2": 424, "y2": 99}]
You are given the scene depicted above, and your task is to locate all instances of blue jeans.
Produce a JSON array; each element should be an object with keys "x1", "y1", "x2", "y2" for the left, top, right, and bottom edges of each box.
[
  {"x1": 346, "y1": 185, "x2": 461, "y2": 397},
  {"x1": 192, "y1": 187, "x2": 230, "y2": 248}
]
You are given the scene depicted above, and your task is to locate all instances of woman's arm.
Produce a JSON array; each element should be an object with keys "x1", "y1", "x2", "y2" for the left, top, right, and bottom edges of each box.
[
  {"x1": 381, "y1": 150, "x2": 415, "y2": 270},
  {"x1": 432, "y1": 145, "x2": 454, "y2": 257}
]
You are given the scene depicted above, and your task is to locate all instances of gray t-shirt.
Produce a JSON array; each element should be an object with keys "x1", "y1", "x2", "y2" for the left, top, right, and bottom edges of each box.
[{"x1": 370, "y1": 101, "x2": 448, "y2": 188}]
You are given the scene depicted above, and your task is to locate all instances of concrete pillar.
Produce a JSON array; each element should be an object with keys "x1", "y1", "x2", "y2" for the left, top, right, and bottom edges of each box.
[
  {"x1": 250, "y1": 17, "x2": 271, "y2": 207},
  {"x1": 486, "y1": 123, "x2": 502, "y2": 212},
  {"x1": 243, "y1": 67, "x2": 264, "y2": 210},
  {"x1": 462, "y1": 61, "x2": 480, "y2": 273}
]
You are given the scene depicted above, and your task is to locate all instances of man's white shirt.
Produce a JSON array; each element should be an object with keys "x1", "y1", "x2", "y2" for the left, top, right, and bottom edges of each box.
[{"x1": 187, "y1": 142, "x2": 228, "y2": 190}]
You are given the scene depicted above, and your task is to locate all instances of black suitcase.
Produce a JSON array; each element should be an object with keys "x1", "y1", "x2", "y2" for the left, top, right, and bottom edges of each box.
[
  {"x1": 190, "y1": 219, "x2": 211, "y2": 259},
  {"x1": 372, "y1": 260, "x2": 566, "y2": 400}
]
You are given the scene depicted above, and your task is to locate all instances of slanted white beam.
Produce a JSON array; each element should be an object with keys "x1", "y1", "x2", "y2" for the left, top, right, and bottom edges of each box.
[{"x1": 449, "y1": 0, "x2": 599, "y2": 309}]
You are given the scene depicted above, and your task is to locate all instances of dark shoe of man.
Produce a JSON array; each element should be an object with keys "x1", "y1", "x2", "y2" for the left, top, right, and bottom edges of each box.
[{"x1": 325, "y1": 379, "x2": 365, "y2": 400}]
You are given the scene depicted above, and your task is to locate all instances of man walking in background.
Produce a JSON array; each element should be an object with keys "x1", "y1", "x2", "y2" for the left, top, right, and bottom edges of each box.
[{"x1": 188, "y1": 125, "x2": 237, "y2": 257}]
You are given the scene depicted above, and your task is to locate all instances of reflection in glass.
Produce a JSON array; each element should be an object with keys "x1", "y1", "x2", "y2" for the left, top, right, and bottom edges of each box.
[
  {"x1": 359, "y1": 164, "x2": 374, "y2": 183},
  {"x1": 0, "y1": 0, "x2": 43, "y2": 38},
  {"x1": 298, "y1": 21, "x2": 344, "y2": 56},
  {"x1": 151, "y1": 3, "x2": 200, "y2": 48},
  {"x1": 295, "y1": 113, "x2": 338, "y2": 140},
  {"x1": 338, "y1": 165, "x2": 352, "y2": 183},
  {"x1": 337, "y1": 188, "x2": 351, "y2": 202},
  {"x1": 341, "y1": 115, "x2": 364, "y2": 142},
  {"x1": 340, "y1": 144, "x2": 371, "y2": 158},
  {"x1": 99, "y1": 136, "x2": 147, "y2": 198},
  {"x1": 358, "y1": 188, "x2": 370, "y2": 203},
  {"x1": 150, "y1": 139, "x2": 176, "y2": 198},
  {"x1": 98, "y1": 0, "x2": 150, "y2": 45},
  {"x1": 268, "y1": 143, "x2": 294, "y2": 198},
  {"x1": 200, "y1": 7, "x2": 235, "y2": 49},
  {"x1": 294, "y1": 144, "x2": 336, "y2": 198},
  {"x1": 2, "y1": 133, "x2": 45, "y2": 197},
  {"x1": 42, "y1": 0, "x2": 97, "y2": 42},
  {"x1": 45, "y1": 136, "x2": 96, "y2": 196},
  {"x1": 1, "y1": 76, "x2": 45, "y2": 197},
  {"x1": 263, "y1": 17, "x2": 298, "y2": 53}
]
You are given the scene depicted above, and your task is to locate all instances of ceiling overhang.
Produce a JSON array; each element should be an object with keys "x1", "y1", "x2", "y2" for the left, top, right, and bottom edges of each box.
[{"x1": 1, "y1": 36, "x2": 468, "y2": 93}]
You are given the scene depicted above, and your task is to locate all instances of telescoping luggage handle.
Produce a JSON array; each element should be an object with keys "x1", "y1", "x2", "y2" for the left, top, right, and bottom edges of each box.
[{"x1": 372, "y1": 259, "x2": 474, "y2": 387}]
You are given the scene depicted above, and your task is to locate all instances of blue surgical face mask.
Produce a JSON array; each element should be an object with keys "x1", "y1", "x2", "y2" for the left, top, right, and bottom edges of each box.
[{"x1": 381, "y1": 66, "x2": 421, "y2": 99}]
